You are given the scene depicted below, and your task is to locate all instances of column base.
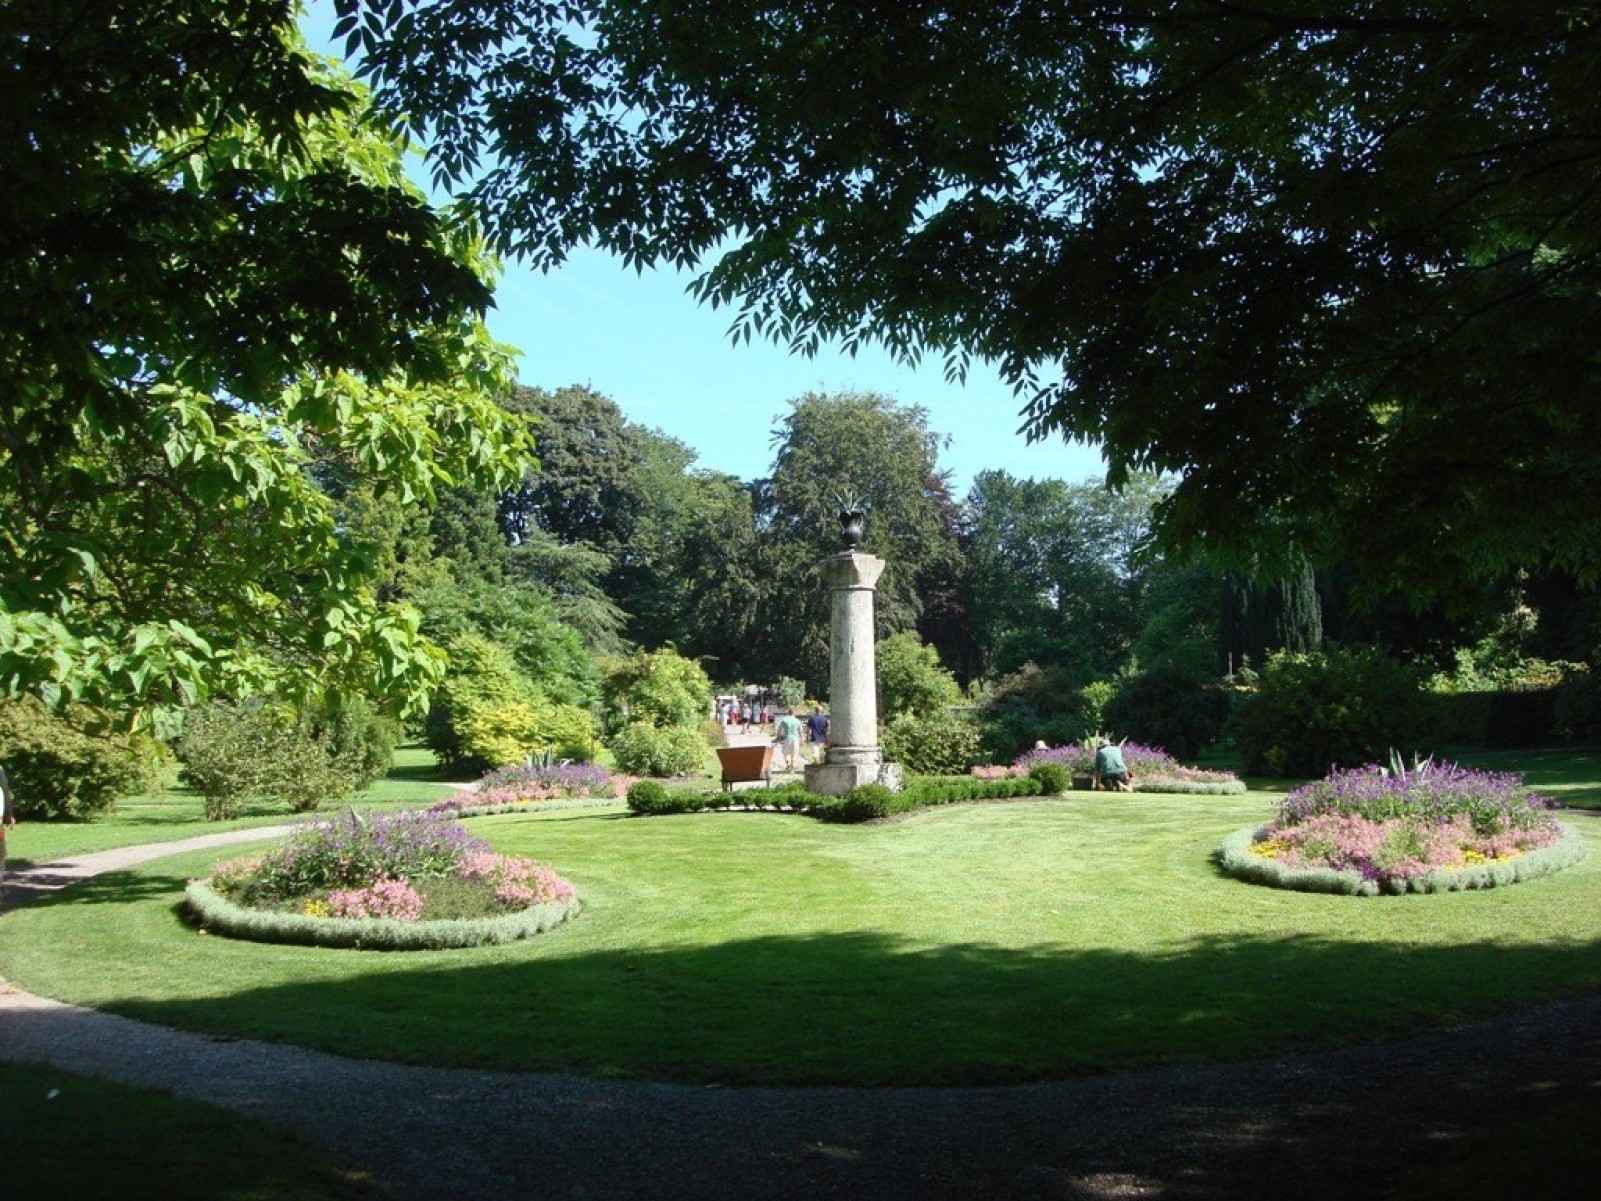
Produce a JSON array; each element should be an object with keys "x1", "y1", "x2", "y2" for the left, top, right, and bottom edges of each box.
[{"x1": 804, "y1": 760, "x2": 905, "y2": 797}]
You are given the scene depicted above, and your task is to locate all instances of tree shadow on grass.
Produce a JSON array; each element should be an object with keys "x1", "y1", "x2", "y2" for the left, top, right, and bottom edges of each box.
[
  {"x1": 8, "y1": 910, "x2": 1601, "y2": 1199},
  {"x1": 2, "y1": 868, "x2": 192, "y2": 910},
  {"x1": 15, "y1": 929, "x2": 1596, "y2": 1200},
  {"x1": 89, "y1": 925, "x2": 1601, "y2": 1089}
]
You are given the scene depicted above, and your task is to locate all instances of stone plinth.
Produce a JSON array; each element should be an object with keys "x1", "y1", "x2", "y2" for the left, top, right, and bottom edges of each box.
[{"x1": 806, "y1": 760, "x2": 905, "y2": 796}]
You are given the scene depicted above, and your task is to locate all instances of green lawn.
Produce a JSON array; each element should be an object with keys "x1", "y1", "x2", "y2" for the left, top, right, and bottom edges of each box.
[
  {"x1": 5, "y1": 747, "x2": 465, "y2": 868},
  {"x1": 1, "y1": 1061, "x2": 388, "y2": 1201},
  {"x1": 4, "y1": 788, "x2": 1599, "y2": 1086},
  {"x1": 1453, "y1": 747, "x2": 1601, "y2": 810}
]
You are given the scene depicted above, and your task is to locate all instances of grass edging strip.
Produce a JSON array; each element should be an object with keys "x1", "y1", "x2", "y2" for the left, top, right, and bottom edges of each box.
[
  {"x1": 185, "y1": 880, "x2": 581, "y2": 950},
  {"x1": 428, "y1": 797, "x2": 625, "y2": 819},
  {"x1": 1135, "y1": 779, "x2": 1248, "y2": 795},
  {"x1": 1217, "y1": 820, "x2": 1587, "y2": 896}
]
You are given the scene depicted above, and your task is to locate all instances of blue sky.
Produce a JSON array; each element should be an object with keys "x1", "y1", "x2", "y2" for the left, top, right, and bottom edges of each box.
[{"x1": 303, "y1": 6, "x2": 1106, "y2": 496}]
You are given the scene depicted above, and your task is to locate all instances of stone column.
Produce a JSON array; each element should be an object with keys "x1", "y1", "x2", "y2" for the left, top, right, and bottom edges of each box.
[{"x1": 804, "y1": 550, "x2": 904, "y2": 796}]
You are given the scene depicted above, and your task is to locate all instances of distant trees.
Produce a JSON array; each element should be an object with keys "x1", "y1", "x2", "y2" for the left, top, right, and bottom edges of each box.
[
  {"x1": 961, "y1": 469, "x2": 1172, "y2": 685},
  {"x1": 758, "y1": 392, "x2": 964, "y2": 689}
]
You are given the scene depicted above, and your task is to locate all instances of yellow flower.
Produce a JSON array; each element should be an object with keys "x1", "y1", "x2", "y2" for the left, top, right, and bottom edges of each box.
[
  {"x1": 302, "y1": 898, "x2": 332, "y2": 919},
  {"x1": 1249, "y1": 839, "x2": 1287, "y2": 859}
]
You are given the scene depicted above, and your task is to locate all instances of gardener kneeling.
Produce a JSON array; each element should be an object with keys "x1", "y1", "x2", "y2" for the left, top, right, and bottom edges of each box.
[{"x1": 1093, "y1": 739, "x2": 1135, "y2": 793}]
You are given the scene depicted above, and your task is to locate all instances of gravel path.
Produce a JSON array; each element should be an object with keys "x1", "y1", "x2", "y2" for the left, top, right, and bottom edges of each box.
[{"x1": 4, "y1": 830, "x2": 1600, "y2": 1199}]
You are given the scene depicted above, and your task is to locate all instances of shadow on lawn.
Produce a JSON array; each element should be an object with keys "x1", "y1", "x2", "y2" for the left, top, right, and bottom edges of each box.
[
  {"x1": 2, "y1": 869, "x2": 192, "y2": 910},
  {"x1": 90, "y1": 922, "x2": 1601, "y2": 1089}
]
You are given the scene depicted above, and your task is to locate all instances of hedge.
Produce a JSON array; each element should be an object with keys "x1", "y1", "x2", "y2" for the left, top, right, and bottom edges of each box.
[{"x1": 626, "y1": 774, "x2": 1050, "y2": 823}]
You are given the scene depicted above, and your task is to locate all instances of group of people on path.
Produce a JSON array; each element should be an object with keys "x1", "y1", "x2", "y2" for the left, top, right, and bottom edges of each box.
[
  {"x1": 715, "y1": 698, "x2": 830, "y2": 773},
  {"x1": 712, "y1": 701, "x2": 829, "y2": 774},
  {"x1": 772, "y1": 708, "x2": 830, "y2": 772},
  {"x1": 716, "y1": 699, "x2": 774, "y2": 734}
]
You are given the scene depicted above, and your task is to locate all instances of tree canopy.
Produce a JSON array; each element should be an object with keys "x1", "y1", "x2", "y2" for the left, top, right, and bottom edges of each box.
[
  {"x1": 760, "y1": 391, "x2": 963, "y2": 688},
  {"x1": 1, "y1": 1, "x2": 532, "y2": 718},
  {"x1": 336, "y1": 0, "x2": 1601, "y2": 602}
]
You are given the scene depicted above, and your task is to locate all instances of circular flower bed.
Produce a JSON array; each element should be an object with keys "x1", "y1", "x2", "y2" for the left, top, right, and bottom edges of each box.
[
  {"x1": 1003, "y1": 741, "x2": 1247, "y2": 794},
  {"x1": 185, "y1": 808, "x2": 580, "y2": 950},
  {"x1": 1218, "y1": 761, "x2": 1584, "y2": 896}
]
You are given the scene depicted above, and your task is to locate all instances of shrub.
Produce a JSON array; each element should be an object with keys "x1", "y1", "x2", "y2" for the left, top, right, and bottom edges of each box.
[
  {"x1": 536, "y1": 699, "x2": 602, "y2": 762},
  {"x1": 425, "y1": 633, "x2": 599, "y2": 772},
  {"x1": 775, "y1": 675, "x2": 807, "y2": 711},
  {"x1": 1555, "y1": 670, "x2": 1601, "y2": 745},
  {"x1": 1229, "y1": 644, "x2": 1427, "y2": 778},
  {"x1": 1104, "y1": 668, "x2": 1229, "y2": 760},
  {"x1": 973, "y1": 662, "x2": 1089, "y2": 762},
  {"x1": 0, "y1": 697, "x2": 160, "y2": 820},
  {"x1": 840, "y1": 783, "x2": 900, "y2": 822},
  {"x1": 1028, "y1": 761, "x2": 1071, "y2": 796},
  {"x1": 311, "y1": 696, "x2": 400, "y2": 787},
  {"x1": 600, "y1": 648, "x2": 713, "y2": 736},
  {"x1": 880, "y1": 711, "x2": 984, "y2": 775},
  {"x1": 177, "y1": 699, "x2": 365, "y2": 820},
  {"x1": 876, "y1": 632, "x2": 962, "y2": 720},
  {"x1": 424, "y1": 633, "x2": 539, "y2": 770},
  {"x1": 608, "y1": 721, "x2": 708, "y2": 777},
  {"x1": 625, "y1": 779, "x2": 671, "y2": 814}
]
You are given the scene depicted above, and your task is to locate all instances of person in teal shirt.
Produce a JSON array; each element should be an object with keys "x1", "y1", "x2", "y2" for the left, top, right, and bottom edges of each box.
[
  {"x1": 774, "y1": 711, "x2": 806, "y2": 773},
  {"x1": 1093, "y1": 740, "x2": 1133, "y2": 792}
]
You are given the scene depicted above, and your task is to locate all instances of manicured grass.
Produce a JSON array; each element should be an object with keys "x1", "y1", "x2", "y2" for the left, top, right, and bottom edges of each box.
[
  {"x1": 1453, "y1": 747, "x2": 1601, "y2": 811},
  {"x1": 6, "y1": 748, "x2": 463, "y2": 868},
  {"x1": 1, "y1": 1061, "x2": 388, "y2": 1200},
  {"x1": 3, "y1": 791, "x2": 1598, "y2": 1086}
]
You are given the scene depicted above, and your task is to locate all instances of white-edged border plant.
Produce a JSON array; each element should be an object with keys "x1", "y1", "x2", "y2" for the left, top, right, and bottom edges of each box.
[
  {"x1": 185, "y1": 880, "x2": 580, "y2": 950},
  {"x1": 1216, "y1": 757, "x2": 1584, "y2": 895},
  {"x1": 184, "y1": 806, "x2": 581, "y2": 949},
  {"x1": 1218, "y1": 821, "x2": 1585, "y2": 896}
]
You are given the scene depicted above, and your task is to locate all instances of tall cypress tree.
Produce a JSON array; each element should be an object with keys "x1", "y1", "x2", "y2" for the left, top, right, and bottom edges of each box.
[{"x1": 1223, "y1": 557, "x2": 1322, "y2": 673}]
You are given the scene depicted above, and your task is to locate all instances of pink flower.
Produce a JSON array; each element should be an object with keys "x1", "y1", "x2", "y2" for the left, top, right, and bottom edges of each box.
[
  {"x1": 326, "y1": 876, "x2": 424, "y2": 922},
  {"x1": 454, "y1": 852, "x2": 575, "y2": 909}
]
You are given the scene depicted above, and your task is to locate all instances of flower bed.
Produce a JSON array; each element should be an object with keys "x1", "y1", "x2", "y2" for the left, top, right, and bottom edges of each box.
[
  {"x1": 1001, "y1": 742, "x2": 1247, "y2": 794},
  {"x1": 185, "y1": 808, "x2": 579, "y2": 949},
  {"x1": 1218, "y1": 761, "x2": 1584, "y2": 895},
  {"x1": 429, "y1": 762, "x2": 636, "y2": 818}
]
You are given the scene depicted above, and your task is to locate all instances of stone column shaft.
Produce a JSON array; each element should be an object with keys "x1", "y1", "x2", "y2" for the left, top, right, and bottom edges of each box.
[
  {"x1": 825, "y1": 555, "x2": 882, "y2": 764},
  {"x1": 806, "y1": 551, "x2": 903, "y2": 795}
]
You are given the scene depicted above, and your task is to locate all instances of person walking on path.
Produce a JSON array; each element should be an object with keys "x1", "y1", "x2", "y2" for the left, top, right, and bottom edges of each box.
[
  {"x1": 774, "y1": 710, "x2": 805, "y2": 773},
  {"x1": 0, "y1": 763, "x2": 14, "y2": 885},
  {"x1": 805, "y1": 708, "x2": 830, "y2": 764}
]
